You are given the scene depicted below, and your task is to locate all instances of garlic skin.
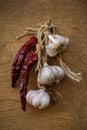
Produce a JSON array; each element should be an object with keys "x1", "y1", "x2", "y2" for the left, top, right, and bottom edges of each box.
[
  {"x1": 46, "y1": 34, "x2": 69, "y2": 57},
  {"x1": 37, "y1": 63, "x2": 65, "y2": 86},
  {"x1": 26, "y1": 89, "x2": 50, "y2": 109}
]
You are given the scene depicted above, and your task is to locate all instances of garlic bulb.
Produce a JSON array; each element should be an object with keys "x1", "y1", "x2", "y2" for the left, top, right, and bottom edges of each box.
[
  {"x1": 26, "y1": 89, "x2": 50, "y2": 109},
  {"x1": 37, "y1": 63, "x2": 65, "y2": 86},
  {"x1": 46, "y1": 34, "x2": 69, "y2": 57}
]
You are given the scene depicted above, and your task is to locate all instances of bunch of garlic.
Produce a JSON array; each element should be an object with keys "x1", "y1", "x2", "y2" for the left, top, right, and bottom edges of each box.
[
  {"x1": 46, "y1": 34, "x2": 69, "y2": 57},
  {"x1": 26, "y1": 89, "x2": 50, "y2": 109},
  {"x1": 16, "y1": 21, "x2": 82, "y2": 111},
  {"x1": 37, "y1": 63, "x2": 65, "y2": 86}
]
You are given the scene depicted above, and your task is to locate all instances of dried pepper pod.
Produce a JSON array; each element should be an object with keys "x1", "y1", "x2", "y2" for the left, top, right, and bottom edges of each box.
[
  {"x1": 20, "y1": 50, "x2": 38, "y2": 111},
  {"x1": 12, "y1": 36, "x2": 38, "y2": 87}
]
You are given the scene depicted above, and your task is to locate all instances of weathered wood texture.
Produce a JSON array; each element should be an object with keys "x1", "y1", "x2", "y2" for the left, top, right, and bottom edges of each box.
[{"x1": 0, "y1": 0, "x2": 87, "y2": 130}]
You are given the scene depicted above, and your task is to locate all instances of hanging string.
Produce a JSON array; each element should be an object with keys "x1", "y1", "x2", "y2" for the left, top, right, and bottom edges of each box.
[{"x1": 16, "y1": 28, "x2": 38, "y2": 40}]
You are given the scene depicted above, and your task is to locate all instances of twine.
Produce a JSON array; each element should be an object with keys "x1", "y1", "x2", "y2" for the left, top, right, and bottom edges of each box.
[{"x1": 58, "y1": 56, "x2": 82, "y2": 82}]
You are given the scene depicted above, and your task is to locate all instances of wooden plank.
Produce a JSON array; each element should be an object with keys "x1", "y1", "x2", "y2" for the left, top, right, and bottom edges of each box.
[{"x1": 0, "y1": 0, "x2": 87, "y2": 130}]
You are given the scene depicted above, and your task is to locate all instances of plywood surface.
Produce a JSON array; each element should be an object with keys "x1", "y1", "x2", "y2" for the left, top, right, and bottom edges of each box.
[{"x1": 0, "y1": 0, "x2": 87, "y2": 130}]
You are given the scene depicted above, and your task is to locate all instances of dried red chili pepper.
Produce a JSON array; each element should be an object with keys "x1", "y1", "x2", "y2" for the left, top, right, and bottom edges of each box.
[
  {"x1": 12, "y1": 36, "x2": 38, "y2": 87},
  {"x1": 20, "y1": 50, "x2": 38, "y2": 111}
]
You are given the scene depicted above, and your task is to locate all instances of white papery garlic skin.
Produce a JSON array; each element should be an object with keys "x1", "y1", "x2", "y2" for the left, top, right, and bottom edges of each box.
[
  {"x1": 37, "y1": 63, "x2": 65, "y2": 86},
  {"x1": 46, "y1": 34, "x2": 69, "y2": 57},
  {"x1": 26, "y1": 89, "x2": 50, "y2": 109}
]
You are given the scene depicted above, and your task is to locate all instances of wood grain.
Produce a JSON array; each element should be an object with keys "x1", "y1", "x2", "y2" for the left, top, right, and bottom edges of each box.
[{"x1": 0, "y1": 0, "x2": 87, "y2": 130}]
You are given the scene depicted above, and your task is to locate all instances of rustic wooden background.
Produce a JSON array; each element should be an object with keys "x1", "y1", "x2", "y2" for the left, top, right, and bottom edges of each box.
[{"x1": 0, "y1": 0, "x2": 87, "y2": 130}]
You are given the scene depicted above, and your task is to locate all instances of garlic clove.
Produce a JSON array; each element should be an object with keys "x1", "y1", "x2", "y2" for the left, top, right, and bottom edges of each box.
[
  {"x1": 26, "y1": 89, "x2": 50, "y2": 109},
  {"x1": 48, "y1": 34, "x2": 69, "y2": 45},
  {"x1": 32, "y1": 95, "x2": 41, "y2": 107},
  {"x1": 54, "y1": 66, "x2": 65, "y2": 80},
  {"x1": 38, "y1": 66, "x2": 55, "y2": 85},
  {"x1": 38, "y1": 92, "x2": 50, "y2": 109},
  {"x1": 26, "y1": 90, "x2": 37, "y2": 104}
]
